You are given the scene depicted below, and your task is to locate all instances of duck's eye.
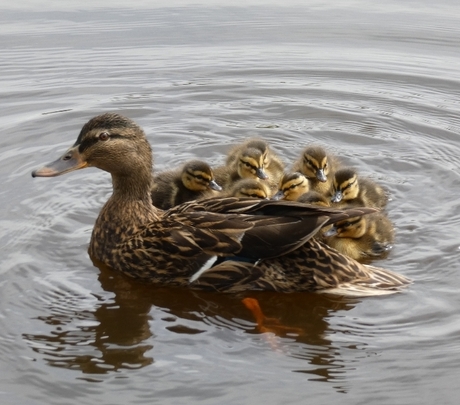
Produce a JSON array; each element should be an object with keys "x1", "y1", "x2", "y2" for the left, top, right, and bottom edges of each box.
[{"x1": 99, "y1": 132, "x2": 110, "y2": 141}]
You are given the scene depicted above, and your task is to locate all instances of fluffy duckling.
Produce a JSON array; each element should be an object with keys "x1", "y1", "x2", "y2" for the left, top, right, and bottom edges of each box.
[
  {"x1": 323, "y1": 212, "x2": 394, "y2": 261},
  {"x1": 151, "y1": 160, "x2": 222, "y2": 210},
  {"x1": 292, "y1": 145, "x2": 339, "y2": 196},
  {"x1": 297, "y1": 191, "x2": 330, "y2": 207},
  {"x1": 215, "y1": 138, "x2": 285, "y2": 195},
  {"x1": 227, "y1": 179, "x2": 270, "y2": 199},
  {"x1": 273, "y1": 172, "x2": 310, "y2": 201},
  {"x1": 330, "y1": 167, "x2": 388, "y2": 209}
]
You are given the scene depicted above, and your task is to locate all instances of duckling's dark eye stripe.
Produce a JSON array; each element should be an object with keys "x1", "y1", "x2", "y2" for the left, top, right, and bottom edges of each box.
[
  {"x1": 341, "y1": 179, "x2": 356, "y2": 191},
  {"x1": 340, "y1": 217, "x2": 361, "y2": 228},
  {"x1": 240, "y1": 159, "x2": 258, "y2": 171},
  {"x1": 304, "y1": 157, "x2": 318, "y2": 170},
  {"x1": 194, "y1": 175, "x2": 209, "y2": 182}
]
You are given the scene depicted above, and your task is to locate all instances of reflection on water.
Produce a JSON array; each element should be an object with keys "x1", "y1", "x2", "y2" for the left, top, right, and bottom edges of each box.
[{"x1": 23, "y1": 261, "x2": 361, "y2": 385}]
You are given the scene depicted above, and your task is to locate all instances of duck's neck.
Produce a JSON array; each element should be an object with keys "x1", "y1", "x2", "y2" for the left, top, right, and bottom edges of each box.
[{"x1": 89, "y1": 169, "x2": 160, "y2": 261}]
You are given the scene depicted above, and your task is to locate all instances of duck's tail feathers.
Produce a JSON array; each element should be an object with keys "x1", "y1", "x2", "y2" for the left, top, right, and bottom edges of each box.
[{"x1": 318, "y1": 264, "x2": 412, "y2": 297}]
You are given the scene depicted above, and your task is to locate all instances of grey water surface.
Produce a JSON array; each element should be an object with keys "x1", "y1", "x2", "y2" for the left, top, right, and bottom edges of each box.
[{"x1": 1, "y1": 1, "x2": 460, "y2": 404}]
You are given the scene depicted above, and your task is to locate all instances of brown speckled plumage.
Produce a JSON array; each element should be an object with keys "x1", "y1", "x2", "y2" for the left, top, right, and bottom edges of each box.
[{"x1": 32, "y1": 113, "x2": 410, "y2": 296}]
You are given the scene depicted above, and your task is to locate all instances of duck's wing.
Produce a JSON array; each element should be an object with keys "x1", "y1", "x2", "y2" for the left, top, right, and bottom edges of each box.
[{"x1": 170, "y1": 197, "x2": 377, "y2": 260}]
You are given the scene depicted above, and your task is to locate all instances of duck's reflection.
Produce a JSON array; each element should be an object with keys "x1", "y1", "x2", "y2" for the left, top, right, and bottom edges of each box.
[{"x1": 23, "y1": 261, "x2": 362, "y2": 383}]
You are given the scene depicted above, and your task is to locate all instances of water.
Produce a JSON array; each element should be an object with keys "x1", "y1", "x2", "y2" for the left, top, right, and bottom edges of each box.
[{"x1": 1, "y1": 1, "x2": 460, "y2": 404}]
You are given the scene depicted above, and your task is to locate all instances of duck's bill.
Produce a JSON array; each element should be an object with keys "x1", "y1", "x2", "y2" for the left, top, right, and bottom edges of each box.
[
  {"x1": 31, "y1": 146, "x2": 87, "y2": 178},
  {"x1": 316, "y1": 169, "x2": 327, "y2": 182},
  {"x1": 209, "y1": 180, "x2": 223, "y2": 192},
  {"x1": 330, "y1": 190, "x2": 343, "y2": 203},
  {"x1": 255, "y1": 168, "x2": 269, "y2": 180},
  {"x1": 272, "y1": 190, "x2": 285, "y2": 200},
  {"x1": 323, "y1": 226, "x2": 338, "y2": 237}
]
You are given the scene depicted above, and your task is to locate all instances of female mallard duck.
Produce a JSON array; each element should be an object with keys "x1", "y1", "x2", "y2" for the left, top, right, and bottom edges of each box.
[
  {"x1": 323, "y1": 212, "x2": 395, "y2": 261},
  {"x1": 226, "y1": 178, "x2": 269, "y2": 199},
  {"x1": 273, "y1": 172, "x2": 310, "y2": 201},
  {"x1": 330, "y1": 167, "x2": 388, "y2": 209},
  {"x1": 151, "y1": 160, "x2": 222, "y2": 210},
  {"x1": 292, "y1": 145, "x2": 339, "y2": 196},
  {"x1": 32, "y1": 113, "x2": 410, "y2": 295},
  {"x1": 214, "y1": 138, "x2": 285, "y2": 196}
]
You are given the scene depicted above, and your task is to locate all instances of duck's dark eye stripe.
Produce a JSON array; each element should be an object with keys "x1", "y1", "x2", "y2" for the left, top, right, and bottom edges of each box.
[
  {"x1": 78, "y1": 137, "x2": 99, "y2": 153},
  {"x1": 78, "y1": 133, "x2": 124, "y2": 152}
]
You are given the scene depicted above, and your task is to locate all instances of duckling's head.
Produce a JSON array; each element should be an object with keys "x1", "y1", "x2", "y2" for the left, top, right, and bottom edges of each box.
[
  {"x1": 323, "y1": 216, "x2": 367, "y2": 239},
  {"x1": 32, "y1": 113, "x2": 152, "y2": 179},
  {"x1": 237, "y1": 146, "x2": 269, "y2": 180},
  {"x1": 229, "y1": 179, "x2": 269, "y2": 199},
  {"x1": 298, "y1": 146, "x2": 330, "y2": 182},
  {"x1": 273, "y1": 172, "x2": 309, "y2": 201},
  {"x1": 297, "y1": 191, "x2": 330, "y2": 207},
  {"x1": 180, "y1": 160, "x2": 222, "y2": 192},
  {"x1": 331, "y1": 168, "x2": 359, "y2": 203}
]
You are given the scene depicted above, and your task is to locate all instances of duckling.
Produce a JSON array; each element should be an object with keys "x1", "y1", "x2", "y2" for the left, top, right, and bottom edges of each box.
[
  {"x1": 297, "y1": 191, "x2": 330, "y2": 207},
  {"x1": 273, "y1": 172, "x2": 310, "y2": 201},
  {"x1": 292, "y1": 145, "x2": 338, "y2": 196},
  {"x1": 330, "y1": 167, "x2": 388, "y2": 209},
  {"x1": 215, "y1": 138, "x2": 285, "y2": 195},
  {"x1": 151, "y1": 160, "x2": 222, "y2": 210},
  {"x1": 323, "y1": 212, "x2": 394, "y2": 261},
  {"x1": 32, "y1": 113, "x2": 410, "y2": 296},
  {"x1": 227, "y1": 179, "x2": 269, "y2": 199}
]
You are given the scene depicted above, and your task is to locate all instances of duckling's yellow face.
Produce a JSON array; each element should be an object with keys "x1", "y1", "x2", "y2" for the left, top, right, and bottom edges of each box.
[
  {"x1": 181, "y1": 166, "x2": 222, "y2": 192},
  {"x1": 329, "y1": 216, "x2": 367, "y2": 239},
  {"x1": 331, "y1": 173, "x2": 359, "y2": 203},
  {"x1": 237, "y1": 148, "x2": 269, "y2": 180},
  {"x1": 301, "y1": 149, "x2": 329, "y2": 182},
  {"x1": 274, "y1": 173, "x2": 309, "y2": 201}
]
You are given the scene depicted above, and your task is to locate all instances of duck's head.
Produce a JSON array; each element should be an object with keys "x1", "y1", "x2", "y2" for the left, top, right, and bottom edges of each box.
[
  {"x1": 298, "y1": 146, "x2": 330, "y2": 182},
  {"x1": 32, "y1": 113, "x2": 152, "y2": 179},
  {"x1": 297, "y1": 191, "x2": 330, "y2": 207},
  {"x1": 272, "y1": 172, "x2": 309, "y2": 201},
  {"x1": 331, "y1": 167, "x2": 359, "y2": 203},
  {"x1": 181, "y1": 160, "x2": 222, "y2": 192},
  {"x1": 237, "y1": 143, "x2": 269, "y2": 180},
  {"x1": 229, "y1": 179, "x2": 269, "y2": 199},
  {"x1": 323, "y1": 216, "x2": 367, "y2": 239}
]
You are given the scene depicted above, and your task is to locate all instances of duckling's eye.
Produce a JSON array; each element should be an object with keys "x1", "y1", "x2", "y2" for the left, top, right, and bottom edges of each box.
[{"x1": 99, "y1": 132, "x2": 110, "y2": 141}]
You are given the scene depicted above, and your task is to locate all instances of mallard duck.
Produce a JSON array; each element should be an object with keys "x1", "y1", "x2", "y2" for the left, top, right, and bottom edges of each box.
[
  {"x1": 323, "y1": 212, "x2": 394, "y2": 261},
  {"x1": 32, "y1": 113, "x2": 410, "y2": 296},
  {"x1": 151, "y1": 160, "x2": 222, "y2": 210},
  {"x1": 273, "y1": 172, "x2": 310, "y2": 201},
  {"x1": 330, "y1": 167, "x2": 388, "y2": 209},
  {"x1": 226, "y1": 178, "x2": 269, "y2": 199},
  {"x1": 292, "y1": 145, "x2": 339, "y2": 196},
  {"x1": 214, "y1": 138, "x2": 285, "y2": 195}
]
